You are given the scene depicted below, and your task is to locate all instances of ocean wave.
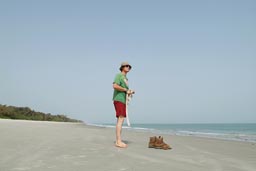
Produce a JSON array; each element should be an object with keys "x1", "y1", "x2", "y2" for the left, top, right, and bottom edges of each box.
[{"x1": 175, "y1": 130, "x2": 256, "y2": 142}]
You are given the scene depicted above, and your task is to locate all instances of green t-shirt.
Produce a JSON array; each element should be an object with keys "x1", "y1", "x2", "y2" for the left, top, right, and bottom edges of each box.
[{"x1": 112, "y1": 73, "x2": 129, "y2": 104}]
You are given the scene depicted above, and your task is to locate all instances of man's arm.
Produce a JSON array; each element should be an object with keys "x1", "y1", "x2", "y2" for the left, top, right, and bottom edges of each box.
[{"x1": 113, "y1": 83, "x2": 127, "y2": 92}]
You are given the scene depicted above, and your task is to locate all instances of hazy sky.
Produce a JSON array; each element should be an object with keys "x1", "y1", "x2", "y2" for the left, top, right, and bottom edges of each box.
[{"x1": 1, "y1": 0, "x2": 256, "y2": 124}]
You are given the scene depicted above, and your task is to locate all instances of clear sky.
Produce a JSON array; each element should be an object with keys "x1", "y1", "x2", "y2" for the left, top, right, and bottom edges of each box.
[{"x1": 1, "y1": 0, "x2": 256, "y2": 124}]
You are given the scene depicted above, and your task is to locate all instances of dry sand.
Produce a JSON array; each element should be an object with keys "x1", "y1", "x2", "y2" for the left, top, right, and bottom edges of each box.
[{"x1": 0, "y1": 119, "x2": 256, "y2": 171}]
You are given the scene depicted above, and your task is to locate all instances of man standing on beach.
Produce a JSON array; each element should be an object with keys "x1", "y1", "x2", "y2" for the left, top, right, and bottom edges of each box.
[{"x1": 113, "y1": 62, "x2": 135, "y2": 148}]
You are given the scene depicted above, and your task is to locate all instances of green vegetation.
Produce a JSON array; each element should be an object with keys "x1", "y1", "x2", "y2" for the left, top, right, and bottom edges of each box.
[{"x1": 0, "y1": 104, "x2": 82, "y2": 123}]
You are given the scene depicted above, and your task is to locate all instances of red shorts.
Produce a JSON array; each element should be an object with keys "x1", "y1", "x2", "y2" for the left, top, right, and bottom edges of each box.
[{"x1": 113, "y1": 101, "x2": 126, "y2": 118}]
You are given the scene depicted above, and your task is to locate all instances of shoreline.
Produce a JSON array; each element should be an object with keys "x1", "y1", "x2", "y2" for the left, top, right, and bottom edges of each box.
[
  {"x1": 1, "y1": 119, "x2": 256, "y2": 171},
  {"x1": 88, "y1": 122, "x2": 256, "y2": 143}
]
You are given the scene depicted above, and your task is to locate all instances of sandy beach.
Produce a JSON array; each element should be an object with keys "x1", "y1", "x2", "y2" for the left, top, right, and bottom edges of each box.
[{"x1": 0, "y1": 119, "x2": 256, "y2": 171}]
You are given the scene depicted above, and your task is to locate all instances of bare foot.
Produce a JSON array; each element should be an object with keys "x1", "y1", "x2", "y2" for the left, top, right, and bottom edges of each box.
[{"x1": 115, "y1": 142, "x2": 128, "y2": 148}]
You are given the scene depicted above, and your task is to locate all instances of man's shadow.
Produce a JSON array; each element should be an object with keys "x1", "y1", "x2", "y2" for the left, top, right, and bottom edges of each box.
[
  {"x1": 113, "y1": 140, "x2": 132, "y2": 144},
  {"x1": 123, "y1": 140, "x2": 132, "y2": 144}
]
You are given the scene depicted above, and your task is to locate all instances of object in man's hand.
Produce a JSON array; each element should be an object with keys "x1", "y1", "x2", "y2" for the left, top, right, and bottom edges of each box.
[{"x1": 127, "y1": 90, "x2": 135, "y2": 94}]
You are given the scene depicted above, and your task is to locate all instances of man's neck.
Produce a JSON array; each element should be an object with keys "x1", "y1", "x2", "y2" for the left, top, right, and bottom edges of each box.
[{"x1": 121, "y1": 71, "x2": 127, "y2": 76}]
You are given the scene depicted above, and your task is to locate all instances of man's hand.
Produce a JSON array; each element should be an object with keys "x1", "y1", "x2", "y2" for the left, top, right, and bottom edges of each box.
[{"x1": 127, "y1": 90, "x2": 135, "y2": 95}]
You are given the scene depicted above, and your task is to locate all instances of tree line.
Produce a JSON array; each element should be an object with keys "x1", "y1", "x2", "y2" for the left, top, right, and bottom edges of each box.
[{"x1": 0, "y1": 104, "x2": 82, "y2": 122}]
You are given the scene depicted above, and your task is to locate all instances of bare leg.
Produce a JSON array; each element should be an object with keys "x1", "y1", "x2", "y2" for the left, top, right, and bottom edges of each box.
[{"x1": 115, "y1": 116, "x2": 127, "y2": 148}]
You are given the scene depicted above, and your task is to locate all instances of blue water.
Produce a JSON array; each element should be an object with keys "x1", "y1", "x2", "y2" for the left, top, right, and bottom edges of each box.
[{"x1": 94, "y1": 123, "x2": 256, "y2": 143}]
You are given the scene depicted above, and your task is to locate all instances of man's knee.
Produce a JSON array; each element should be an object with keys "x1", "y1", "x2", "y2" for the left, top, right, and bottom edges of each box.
[{"x1": 117, "y1": 116, "x2": 125, "y2": 122}]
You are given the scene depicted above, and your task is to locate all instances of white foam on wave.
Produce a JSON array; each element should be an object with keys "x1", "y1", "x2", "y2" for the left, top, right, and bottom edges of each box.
[
  {"x1": 175, "y1": 130, "x2": 256, "y2": 142},
  {"x1": 86, "y1": 123, "x2": 115, "y2": 128},
  {"x1": 88, "y1": 123, "x2": 155, "y2": 132},
  {"x1": 130, "y1": 126, "x2": 155, "y2": 131}
]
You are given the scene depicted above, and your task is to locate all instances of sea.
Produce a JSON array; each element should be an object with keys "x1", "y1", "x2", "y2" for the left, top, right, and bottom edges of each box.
[{"x1": 90, "y1": 123, "x2": 256, "y2": 143}]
